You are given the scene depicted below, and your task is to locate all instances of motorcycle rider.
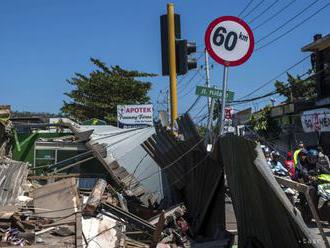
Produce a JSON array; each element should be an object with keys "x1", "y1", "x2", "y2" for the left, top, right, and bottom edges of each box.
[
  {"x1": 296, "y1": 149, "x2": 330, "y2": 223},
  {"x1": 318, "y1": 145, "x2": 330, "y2": 170},
  {"x1": 294, "y1": 149, "x2": 313, "y2": 182},
  {"x1": 294, "y1": 141, "x2": 304, "y2": 168},
  {"x1": 270, "y1": 151, "x2": 288, "y2": 175},
  {"x1": 284, "y1": 151, "x2": 295, "y2": 179}
]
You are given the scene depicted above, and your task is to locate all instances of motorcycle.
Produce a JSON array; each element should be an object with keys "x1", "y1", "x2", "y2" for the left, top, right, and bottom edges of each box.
[
  {"x1": 316, "y1": 174, "x2": 330, "y2": 221},
  {"x1": 273, "y1": 167, "x2": 296, "y2": 204},
  {"x1": 298, "y1": 174, "x2": 330, "y2": 223}
]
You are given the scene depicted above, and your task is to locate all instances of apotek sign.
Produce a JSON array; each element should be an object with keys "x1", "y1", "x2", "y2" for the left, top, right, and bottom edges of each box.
[
  {"x1": 117, "y1": 104, "x2": 153, "y2": 129},
  {"x1": 205, "y1": 16, "x2": 254, "y2": 66}
]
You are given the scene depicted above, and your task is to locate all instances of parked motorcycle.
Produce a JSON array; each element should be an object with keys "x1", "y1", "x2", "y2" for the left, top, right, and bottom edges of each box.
[
  {"x1": 298, "y1": 174, "x2": 330, "y2": 223},
  {"x1": 273, "y1": 167, "x2": 296, "y2": 204}
]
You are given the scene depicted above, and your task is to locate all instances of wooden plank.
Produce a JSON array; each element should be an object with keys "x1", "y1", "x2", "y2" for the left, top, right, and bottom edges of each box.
[
  {"x1": 274, "y1": 176, "x2": 308, "y2": 193},
  {"x1": 83, "y1": 179, "x2": 107, "y2": 215},
  {"x1": 151, "y1": 211, "x2": 165, "y2": 248},
  {"x1": 75, "y1": 212, "x2": 83, "y2": 248},
  {"x1": 32, "y1": 178, "x2": 79, "y2": 220}
]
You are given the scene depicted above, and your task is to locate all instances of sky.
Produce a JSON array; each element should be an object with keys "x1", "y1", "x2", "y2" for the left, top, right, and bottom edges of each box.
[{"x1": 0, "y1": 0, "x2": 329, "y2": 120}]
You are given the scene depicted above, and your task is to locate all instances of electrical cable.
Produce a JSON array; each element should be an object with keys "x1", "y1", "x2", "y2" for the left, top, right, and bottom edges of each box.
[
  {"x1": 186, "y1": 96, "x2": 201, "y2": 113},
  {"x1": 232, "y1": 68, "x2": 322, "y2": 106},
  {"x1": 242, "y1": 0, "x2": 265, "y2": 19},
  {"x1": 236, "y1": 55, "x2": 310, "y2": 101},
  {"x1": 255, "y1": 0, "x2": 320, "y2": 44},
  {"x1": 248, "y1": 0, "x2": 279, "y2": 24},
  {"x1": 253, "y1": 0, "x2": 297, "y2": 30},
  {"x1": 177, "y1": 53, "x2": 204, "y2": 87},
  {"x1": 138, "y1": 137, "x2": 205, "y2": 183},
  {"x1": 177, "y1": 69, "x2": 202, "y2": 94},
  {"x1": 255, "y1": 2, "x2": 330, "y2": 51},
  {"x1": 238, "y1": 0, "x2": 255, "y2": 17}
]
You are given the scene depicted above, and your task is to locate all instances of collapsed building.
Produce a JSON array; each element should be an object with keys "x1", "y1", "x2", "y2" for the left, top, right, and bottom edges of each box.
[{"x1": 0, "y1": 109, "x2": 326, "y2": 247}]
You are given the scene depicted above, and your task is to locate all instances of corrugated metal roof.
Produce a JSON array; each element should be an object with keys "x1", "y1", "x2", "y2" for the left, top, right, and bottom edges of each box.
[
  {"x1": 0, "y1": 159, "x2": 28, "y2": 207},
  {"x1": 73, "y1": 125, "x2": 163, "y2": 204},
  {"x1": 142, "y1": 114, "x2": 226, "y2": 238}
]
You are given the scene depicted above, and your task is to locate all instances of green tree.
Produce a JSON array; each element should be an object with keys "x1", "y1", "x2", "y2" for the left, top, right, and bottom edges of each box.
[
  {"x1": 61, "y1": 58, "x2": 155, "y2": 124},
  {"x1": 250, "y1": 105, "x2": 280, "y2": 138},
  {"x1": 274, "y1": 72, "x2": 316, "y2": 103}
]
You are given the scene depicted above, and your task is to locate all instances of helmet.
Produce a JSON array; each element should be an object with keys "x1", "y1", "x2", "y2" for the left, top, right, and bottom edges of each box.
[
  {"x1": 307, "y1": 149, "x2": 318, "y2": 158},
  {"x1": 299, "y1": 149, "x2": 308, "y2": 156}
]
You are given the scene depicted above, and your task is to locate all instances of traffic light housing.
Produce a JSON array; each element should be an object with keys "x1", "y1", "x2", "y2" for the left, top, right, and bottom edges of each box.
[
  {"x1": 160, "y1": 14, "x2": 181, "y2": 76},
  {"x1": 160, "y1": 14, "x2": 197, "y2": 76},
  {"x1": 176, "y1": 39, "x2": 197, "y2": 75}
]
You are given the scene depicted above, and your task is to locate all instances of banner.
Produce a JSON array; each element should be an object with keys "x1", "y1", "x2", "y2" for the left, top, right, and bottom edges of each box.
[
  {"x1": 301, "y1": 108, "x2": 330, "y2": 133},
  {"x1": 117, "y1": 104, "x2": 153, "y2": 129}
]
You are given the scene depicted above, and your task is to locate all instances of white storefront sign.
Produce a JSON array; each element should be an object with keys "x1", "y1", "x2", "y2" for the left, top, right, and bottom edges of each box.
[
  {"x1": 117, "y1": 104, "x2": 153, "y2": 128},
  {"x1": 301, "y1": 108, "x2": 330, "y2": 133}
]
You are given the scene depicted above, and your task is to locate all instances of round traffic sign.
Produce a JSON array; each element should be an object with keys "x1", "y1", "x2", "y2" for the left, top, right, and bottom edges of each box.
[{"x1": 205, "y1": 16, "x2": 254, "y2": 67}]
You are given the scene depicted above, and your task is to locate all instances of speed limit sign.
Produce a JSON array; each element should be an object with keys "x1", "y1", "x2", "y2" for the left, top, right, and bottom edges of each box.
[{"x1": 205, "y1": 16, "x2": 254, "y2": 66}]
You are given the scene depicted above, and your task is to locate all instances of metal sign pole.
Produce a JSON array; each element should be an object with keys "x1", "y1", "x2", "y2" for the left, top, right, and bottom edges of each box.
[{"x1": 219, "y1": 66, "x2": 228, "y2": 136}]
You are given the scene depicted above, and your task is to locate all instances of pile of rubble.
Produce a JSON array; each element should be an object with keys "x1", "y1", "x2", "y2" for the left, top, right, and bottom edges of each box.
[
  {"x1": 0, "y1": 161, "x2": 191, "y2": 247},
  {"x1": 0, "y1": 113, "x2": 234, "y2": 247}
]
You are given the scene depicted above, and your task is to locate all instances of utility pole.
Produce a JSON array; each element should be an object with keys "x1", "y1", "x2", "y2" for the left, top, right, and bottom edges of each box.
[
  {"x1": 219, "y1": 66, "x2": 229, "y2": 135},
  {"x1": 167, "y1": 3, "x2": 178, "y2": 129},
  {"x1": 205, "y1": 49, "x2": 215, "y2": 149},
  {"x1": 204, "y1": 49, "x2": 211, "y2": 111}
]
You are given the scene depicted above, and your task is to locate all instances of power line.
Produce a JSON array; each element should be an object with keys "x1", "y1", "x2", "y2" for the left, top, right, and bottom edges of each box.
[
  {"x1": 256, "y1": 0, "x2": 320, "y2": 44},
  {"x1": 238, "y1": 0, "x2": 255, "y2": 17},
  {"x1": 248, "y1": 0, "x2": 279, "y2": 24},
  {"x1": 192, "y1": 98, "x2": 208, "y2": 120},
  {"x1": 186, "y1": 96, "x2": 201, "y2": 113},
  {"x1": 177, "y1": 53, "x2": 204, "y2": 87},
  {"x1": 253, "y1": 0, "x2": 297, "y2": 31},
  {"x1": 255, "y1": 2, "x2": 330, "y2": 51},
  {"x1": 178, "y1": 72, "x2": 204, "y2": 98},
  {"x1": 177, "y1": 68, "x2": 202, "y2": 93},
  {"x1": 242, "y1": 0, "x2": 265, "y2": 19},
  {"x1": 232, "y1": 68, "x2": 325, "y2": 106},
  {"x1": 237, "y1": 55, "x2": 310, "y2": 101},
  {"x1": 138, "y1": 137, "x2": 205, "y2": 183}
]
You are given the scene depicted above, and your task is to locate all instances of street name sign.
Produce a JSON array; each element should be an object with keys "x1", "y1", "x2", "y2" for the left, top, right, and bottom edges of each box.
[
  {"x1": 204, "y1": 16, "x2": 254, "y2": 66},
  {"x1": 195, "y1": 85, "x2": 234, "y2": 101}
]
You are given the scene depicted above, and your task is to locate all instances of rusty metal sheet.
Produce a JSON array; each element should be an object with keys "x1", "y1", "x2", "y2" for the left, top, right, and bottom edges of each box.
[{"x1": 220, "y1": 135, "x2": 321, "y2": 248}]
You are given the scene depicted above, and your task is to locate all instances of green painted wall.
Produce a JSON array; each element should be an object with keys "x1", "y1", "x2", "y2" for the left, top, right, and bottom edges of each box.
[{"x1": 12, "y1": 132, "x2": 68, "y2": 165}]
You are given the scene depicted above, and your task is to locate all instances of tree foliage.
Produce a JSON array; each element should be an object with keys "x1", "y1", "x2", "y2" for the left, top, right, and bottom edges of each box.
[
  {"x1": 61, "y1": 58, "x2": 155, "y2": 124},
  {"x1": 274, "y1": 72, "x2": 316, "y2": 103},
  {"x1": 250, "y1": 105, "x2": 280, "y2": 138}
]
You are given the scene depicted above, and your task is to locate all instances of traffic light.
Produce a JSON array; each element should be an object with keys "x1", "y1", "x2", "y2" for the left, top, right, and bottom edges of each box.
[
  {"x1": 160, "y1": 14, "x2": 197, "y2": 76},
  {"x1": 176, "y1": 39, "x2": 197, "y2": 75}
]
